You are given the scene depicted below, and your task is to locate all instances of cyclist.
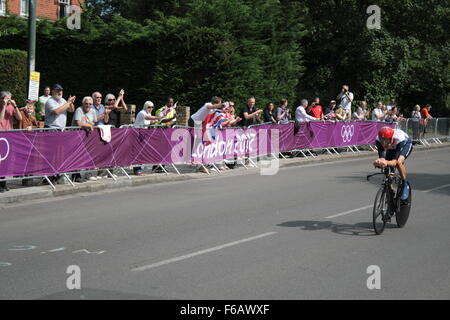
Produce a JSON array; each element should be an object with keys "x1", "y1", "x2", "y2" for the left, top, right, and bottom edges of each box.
[{"x1": 373, "y1": 126, "x2": 413, "y2": 202}]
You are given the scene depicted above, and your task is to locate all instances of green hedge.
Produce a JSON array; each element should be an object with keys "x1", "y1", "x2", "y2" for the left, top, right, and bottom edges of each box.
[{"x1": 0, "y1": 49, "x2": 27, "y2": 105}]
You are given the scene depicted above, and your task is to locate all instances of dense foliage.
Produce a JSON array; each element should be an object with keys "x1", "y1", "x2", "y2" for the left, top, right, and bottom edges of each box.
[
  {"x1": 0, "y1": 0, "x2": 448, "y2": 115},
  {"x1": 0, "y1": 49, "x2": 27, "y2": 104}
]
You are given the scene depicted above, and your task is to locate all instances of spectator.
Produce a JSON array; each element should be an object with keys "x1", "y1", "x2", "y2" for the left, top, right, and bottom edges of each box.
[
  {"x1": 295, "y1": 99, "x2": 317, "y2": 122},
  {"x1": 421, "y1": 104, "x2": 433, "y2": 139},
  {"x1": 135, "y1": 101, "x2": 158, "y2": 128},
  {"x1": 384, "y1": 107, "x2": 398, "y2": 124},
  {"x1": 277, "y1": 99, "x2": 291, "y2": 124},
  {"x1": 334, "y1": 106, "x2": 347, "y2": 121},
  {"x1": 0, "y1": 91, "x2": 22, "y2": 130},
  {"x1": 44, "y1": 84, "x2": 76, "y2": 130},
  {"x1": 372, "y1": 101, "x2": 385, "y2": 121},
  {"x1": 352, "y1": 107, "x2": 366, "y2": 121},
  {"x1": 308, "y1": 97, "x2": 324, "y2": 120},
  {"x1": 223, "y1": 102, "x2": 241, "y2": 127},
  {"x1": 386, "y1": 98, "x2": 396, "y2": 111},
  {"x1": 336, "y1": 85, "x2": 354, "y2": 120},
  {"x1": 191, "y1": 96, "x2": 229, "y2": 173},
  {"x1": 324, "y1": 100, "x2": 337, "y2": 118},
  {"x1": 263, "y1": 102, "x2": 278, "y2": 124},
  {"x1": 0, "y1": 91, "x2": 22, "y2": 193},
  {"x1": 133, "y1": 101, "x2": 159, "y2": 176},
  {"x1": 92, "y1": 92, "x2": 110, "y2": 126},
  {"x1": 71, "y1": 97, "x2": 98, "y2": 183},
  {"x1": 359, "y1": 101, "x2": 370, "y2": 120},
  {"x1": 37, "y1": 85, "x2": 51, "y2": 119},
  {"x1": 155, "y1": 97, "x2": 177, "y2": 127},
  {"x1": 240, "y1": 97, "x2": 262, "y2": 127},
  {"x1": 421, "y1": 104, "x2": 433, "y2": 120},
  {"x1": 191, "y1": 96, "x2": 228, "y2": 125},
  {"x1": 17, "y1": 102, "x2": 39, "y2": 130},
  {"x1": 411, "y1": 105, "x2": 422, "y2": 141},
  {"x1": 105, "y1": 89, "x2": 127, "y2": 128}
]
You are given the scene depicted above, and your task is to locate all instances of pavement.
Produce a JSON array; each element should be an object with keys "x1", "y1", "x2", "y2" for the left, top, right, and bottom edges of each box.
[{"x1": 0, "y1": 142, "x2": 449, "y2": 300}]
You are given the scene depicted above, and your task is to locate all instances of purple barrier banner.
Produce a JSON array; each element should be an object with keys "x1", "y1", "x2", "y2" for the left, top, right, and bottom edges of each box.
[{"x1": 0, "y1": 121, "x2": 390, "y2": 177}]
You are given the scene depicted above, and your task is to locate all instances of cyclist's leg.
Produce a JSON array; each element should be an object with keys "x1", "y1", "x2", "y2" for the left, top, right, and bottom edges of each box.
[
  {"x1": 395, "y1": 139, "x2": 413, "y2": 180},
  {"x1": 397, "y1": 155, "x2": 407, "y2": 180}
]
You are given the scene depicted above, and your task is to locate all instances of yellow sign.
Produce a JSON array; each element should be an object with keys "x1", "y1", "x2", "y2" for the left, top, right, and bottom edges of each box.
[
  {"x1": 28, "y1": 71, "x2": 41, "y2": 101},
  {"x1": 30, "y1": 71, "x2": 40, "y2": 82}
]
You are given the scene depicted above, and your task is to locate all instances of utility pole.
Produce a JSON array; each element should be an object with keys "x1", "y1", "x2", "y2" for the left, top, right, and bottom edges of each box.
[{"x1": 27, "y1": 0, "x2": 36, "y2": 99}]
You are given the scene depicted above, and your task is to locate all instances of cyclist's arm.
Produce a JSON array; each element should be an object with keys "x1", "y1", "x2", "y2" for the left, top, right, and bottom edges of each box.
[{"x1": 375, "y1": 140, "x2": 386, "y2": 159}]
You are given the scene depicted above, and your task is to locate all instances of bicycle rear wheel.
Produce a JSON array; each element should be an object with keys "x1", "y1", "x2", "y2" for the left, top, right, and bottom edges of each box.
[{"x1": 373, "y1": 187, "x2": 388, "y2": 235}]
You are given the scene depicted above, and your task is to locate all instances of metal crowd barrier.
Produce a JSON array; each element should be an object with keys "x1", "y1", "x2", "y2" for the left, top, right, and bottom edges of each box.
[{"x1": 1, "y1": 118, "x2": 449, "y2": 188}]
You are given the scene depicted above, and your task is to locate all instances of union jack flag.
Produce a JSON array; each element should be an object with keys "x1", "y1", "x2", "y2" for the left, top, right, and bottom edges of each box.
[{"x1": 202, "y1": 111, "x2": 228, "y2": 146}]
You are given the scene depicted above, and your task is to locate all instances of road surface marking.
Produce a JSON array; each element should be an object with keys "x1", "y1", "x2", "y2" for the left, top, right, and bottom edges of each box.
[
  {"x1": 131, "y1": 232, "x2": 277, "y2": 272},
  {"x1": 325, "y1": 205, "x2": 372, "y2": 219},
  {"x1": 424, "y1": 184, "x2": 450, "y2": 193}
]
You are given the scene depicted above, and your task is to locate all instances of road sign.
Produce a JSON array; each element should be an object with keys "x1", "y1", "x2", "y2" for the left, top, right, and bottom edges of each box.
[{"x1": 28, "y1": 71, "x2": 40, "y2": 101}]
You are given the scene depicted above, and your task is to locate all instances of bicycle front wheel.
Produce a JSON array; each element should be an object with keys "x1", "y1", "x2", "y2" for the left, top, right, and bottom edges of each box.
[{"x1": 373, "y1": 187, "x2": 388, "y2": 235}]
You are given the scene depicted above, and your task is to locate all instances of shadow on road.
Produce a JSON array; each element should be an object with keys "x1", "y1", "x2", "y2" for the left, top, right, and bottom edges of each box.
[
  {"x1": 336, "y1": 172, "x2": 450, "y2": 197},
  {"x1": 277, "y1": 220, "x2": 398, "y2": 237}
]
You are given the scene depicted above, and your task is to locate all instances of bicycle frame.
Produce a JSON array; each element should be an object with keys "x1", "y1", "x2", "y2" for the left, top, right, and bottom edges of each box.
[{"x1": 368, "y1": 168, "x2": 401, "y2": 219}]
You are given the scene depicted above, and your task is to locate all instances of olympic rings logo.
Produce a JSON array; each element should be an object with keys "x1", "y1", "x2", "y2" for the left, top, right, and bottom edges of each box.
[
  {"x1": 0, "y1": 138, "x2": 10, "y2": 161},
  {"x1": 341, "y1": 125, "x2": 355, "y2": 143}
]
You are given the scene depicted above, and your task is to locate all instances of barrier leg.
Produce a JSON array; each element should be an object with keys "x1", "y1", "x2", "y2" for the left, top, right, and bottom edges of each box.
[
  {"x1": 120, "y1": 167, "x2": 131, "y2": 179},
  {"x1": 171, "y1": 164, "x2": 181, "y2": 175},
  {"x1": 158, "y1": 164, "x2": 169, "y2": 175},
  {"x1": 211, "y1": 163, "x2": 221, "y2": 174},
  {"x1": 44, "y1": 176, "x2": 56, "y2": 190},
  {"x1": 353, "y1": 145, "x2": 361, "y2": 153},
  {"x1": 248, "y1": 157, "x2": 258, "y2": 168},
  {"x1": 307, "y1": 150, "x2": 316, "y2": 158},
  {"x1": 279, "y1": 152, "x2": 287, "y2": 160},
  {"x1": 238, "y1": 158, "x2": 248, "y2": 170},
  {"x1": 63, "y1": 173, "x2": 75, "y2": 187},
  {"x1": 106, "y1": 169, "x2": 117, "y2": 181},
  {"x1": 331, "y1": 147, "x2": 341, "y2": 156}
]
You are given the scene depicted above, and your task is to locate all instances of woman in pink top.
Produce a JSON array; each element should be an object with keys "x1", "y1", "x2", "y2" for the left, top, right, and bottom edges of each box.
[{"x1": 0, "y1": 91, "x2": 22, "y2": 130}]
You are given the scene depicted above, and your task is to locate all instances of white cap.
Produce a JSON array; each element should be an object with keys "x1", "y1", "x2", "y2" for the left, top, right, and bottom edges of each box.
[{"x1": 143, "y1": 101, "x2": 154, "y2": 108}]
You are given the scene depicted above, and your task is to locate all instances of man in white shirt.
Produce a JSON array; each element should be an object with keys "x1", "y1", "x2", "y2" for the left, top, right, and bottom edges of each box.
[
  {"x1": 191, "y1": 96, "x2": 228, "y2": 126},
  {"x1": 372, "y1": 101, "x2": 386, "y2": 121},
  {"x1": 386, "y1": 98, "x2": 396, "y2": 111},
  {"x1": 336, "y1": 85, "x2": 354, "y2": 120},
  {"x1": 295, "y1": 99, "x2": 318, "y2": 122}
]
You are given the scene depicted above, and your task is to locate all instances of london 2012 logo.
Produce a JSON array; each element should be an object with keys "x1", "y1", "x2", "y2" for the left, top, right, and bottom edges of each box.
[
  {"x1": 0, "y1": 138, "x2": 10, "y2": 161},
  {"x1": 341, "y1": 125, "x2": 355, "y2": 143}
]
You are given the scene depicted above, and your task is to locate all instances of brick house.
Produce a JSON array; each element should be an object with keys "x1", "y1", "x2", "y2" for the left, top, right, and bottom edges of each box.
[{"x1": 0, "y1": 0, "x2": 83, "y2": 21}]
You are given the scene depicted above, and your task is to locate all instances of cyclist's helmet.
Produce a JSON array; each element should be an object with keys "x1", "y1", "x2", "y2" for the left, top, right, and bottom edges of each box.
[{"x1": 378, "y1": 126, "x2": 394, "y2": 147}]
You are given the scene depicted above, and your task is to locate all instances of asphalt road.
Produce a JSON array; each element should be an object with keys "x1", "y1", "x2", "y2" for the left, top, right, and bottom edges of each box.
[{"x1": 0, "y1": 147, "x2": 449, "y2": 300}]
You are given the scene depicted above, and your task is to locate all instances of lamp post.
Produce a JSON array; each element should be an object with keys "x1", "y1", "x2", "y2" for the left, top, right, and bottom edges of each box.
[{"x1": 27, "y1": 0, "x2": 36, "y2": 99}]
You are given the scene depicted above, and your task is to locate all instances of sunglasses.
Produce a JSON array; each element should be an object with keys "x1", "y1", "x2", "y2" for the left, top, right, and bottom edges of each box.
[{"x1": 108, "y1": 99, "x2": 116, "y2": 101}]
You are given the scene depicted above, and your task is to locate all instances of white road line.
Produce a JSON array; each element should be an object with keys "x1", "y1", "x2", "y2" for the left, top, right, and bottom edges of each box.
[
  {"x1": 131, "y1": 232, "x2": 278, "y2": 272},
  {"x1": 424, "y1": 184, "x2": 450, "y2": 193},
  {"x1": 325, "y1": 205, "x2": 372, "y2": 219}
]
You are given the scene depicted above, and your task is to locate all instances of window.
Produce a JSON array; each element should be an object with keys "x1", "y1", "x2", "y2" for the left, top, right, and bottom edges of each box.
[
  {"x1": 20, "y1": 0, "x2": 28, "y2": 16},
  {"x1": 0, "y1": 0, "x2": 5, "y2": 16},
  {"x1": 58, "y1": 0, "x2": 70, "y2": 18}
]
